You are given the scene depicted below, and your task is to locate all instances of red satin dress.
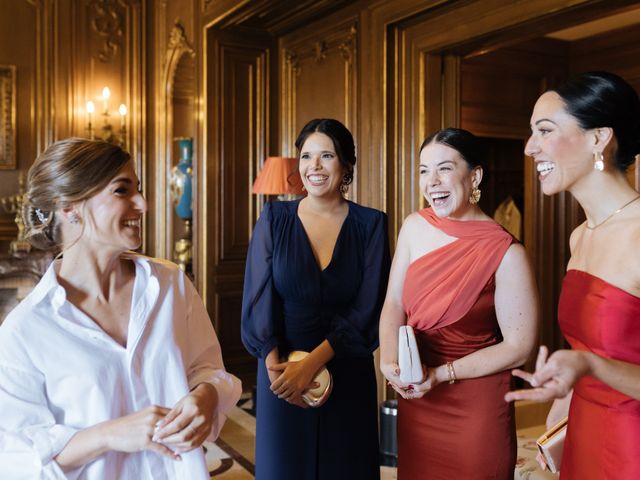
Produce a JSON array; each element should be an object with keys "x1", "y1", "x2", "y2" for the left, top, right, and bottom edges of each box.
[
  {"x1": 397, "y1": 209, "x2": 516, "y2": 480},
  {"x1": 558, "y1": 270, "x2": 640, "y2": 480}
]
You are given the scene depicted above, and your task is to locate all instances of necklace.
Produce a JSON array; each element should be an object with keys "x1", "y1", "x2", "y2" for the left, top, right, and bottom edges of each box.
[{"x1": 586, "y1": 195, "x2": 640, "y2": 230}]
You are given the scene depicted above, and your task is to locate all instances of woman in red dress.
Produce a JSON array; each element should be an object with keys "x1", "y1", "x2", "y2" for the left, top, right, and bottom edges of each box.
[
  {"x1": 506, "y1": 72, "x2": 640, "y2": 480},
  {"x1": 379, "y1": 128, "x2": 539, "y2": 479}
]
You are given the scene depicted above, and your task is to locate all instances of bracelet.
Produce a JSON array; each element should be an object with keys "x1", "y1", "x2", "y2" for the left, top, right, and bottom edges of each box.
[{"x1": 446, "y1": 361, "x2": 457, "y2": 384}]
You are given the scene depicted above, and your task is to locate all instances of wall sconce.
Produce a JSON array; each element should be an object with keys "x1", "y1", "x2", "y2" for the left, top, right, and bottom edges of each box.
[
  {"x1": 252, "y1": 156, "x2": 305, "y2": 200},
  {"x1": 86, "y1": 86, "x2": 127, "y2": 147}
]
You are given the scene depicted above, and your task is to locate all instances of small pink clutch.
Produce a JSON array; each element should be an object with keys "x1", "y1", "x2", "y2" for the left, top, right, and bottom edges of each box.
[
  {"x1": 287, "y1": 351, "x2": 333, "y2": 408},
  {"x1": 536, "y1": 417, "x2": 568, "y2": 474}
]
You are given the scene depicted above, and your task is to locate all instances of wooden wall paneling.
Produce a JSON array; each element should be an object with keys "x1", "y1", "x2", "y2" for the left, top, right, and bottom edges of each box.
[
  {"x1": 205, "y1": 27, "x2": 271, "y2": 384},
  {"x1": 0, "y1": 0, "x2": 49, "y2": 235},
  {"x1": 357, "y1": 0, "x2": 449, "y2": 217},
  {"x1": 389, "y1": 0, "x2": 629, "y2": 356},
  {"x1": 569, "y1": 23, "x2": 640, "y2": 89},
  {"x1": 385, "y1": 24, "x2": 413, "y2": 239},
  {"x1": 155, "y1": 20, "x2": 196, "y2": 263},
  {"x1": 460, "y1": 39, "x2": 569, "y2": 139},
  {"x1": 56, "y1": 0, "x2": 147, "y2": 247},
  {"x1": 279, "y1": 18, "x2": 358, "y2": 198}
]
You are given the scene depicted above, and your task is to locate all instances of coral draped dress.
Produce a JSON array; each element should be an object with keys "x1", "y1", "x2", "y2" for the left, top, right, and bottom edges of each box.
[
  {"x1": 397, "y1": 208, "x2": 516, "y2": 480},
  {"x1": 558, "y1": 270, "x2": 640, "y2": 480}
]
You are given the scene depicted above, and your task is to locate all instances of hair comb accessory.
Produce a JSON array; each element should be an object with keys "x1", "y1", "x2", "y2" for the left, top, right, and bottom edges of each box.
[{"x1": 34, "y1": 208, "x2": 47, "y2": 224}]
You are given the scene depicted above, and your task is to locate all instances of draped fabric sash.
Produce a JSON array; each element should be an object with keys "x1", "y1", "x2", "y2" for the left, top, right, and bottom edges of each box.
[{"x1": 403, "y1": 208, "x2": 514, "y2": 332}]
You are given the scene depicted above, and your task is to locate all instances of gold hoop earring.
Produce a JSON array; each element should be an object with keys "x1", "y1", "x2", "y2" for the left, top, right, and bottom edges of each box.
[
  {"x1": 593, "y1": 151, "x2": 604, "y2": 171},
  {"x1": 469, "y1": 187, "x2": 481, "y2": 205},
  {"x1": 339, "y1": 173, "x2": 351, "y2": 196}
]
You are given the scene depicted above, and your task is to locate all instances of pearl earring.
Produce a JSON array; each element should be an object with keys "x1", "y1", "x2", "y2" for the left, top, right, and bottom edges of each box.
[{"x1": 593, "y1": 151, "x2": 605, "y2": 172}]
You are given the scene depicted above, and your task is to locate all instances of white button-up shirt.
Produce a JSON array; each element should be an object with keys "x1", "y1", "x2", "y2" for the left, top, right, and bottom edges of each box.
[{"x1": 0, "y1": 254, "x2": 241, "y2": 479}]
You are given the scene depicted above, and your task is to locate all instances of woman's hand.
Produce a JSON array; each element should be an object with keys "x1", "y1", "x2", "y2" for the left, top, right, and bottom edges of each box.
[
  {"x1": 153, "y1": 383, "x2": 219, "y2": 453},
  {"x1": 265, "y1": 347, "x2": 282, "y2": 385},
  {"x1": 380, "y1": 361, "x2": 408, "y2": 398},
  {"x1": 407, "y1": 365, "x2": 445, "y2": 399},
  {"x1": 505, "y1": 346, "x2": 588, "y2": 403},
  {"x1": 268, "y1": 358, "x2": 320, "y2": 408},
  {"x1": 382, "y1": 362, "x2": 444, "y2": 400},
  {"x1": 102, "y1": 405, "x2": 180, "y2": 460},
  {"x1": 55, "y1": 405, "x2": 180, "y2": 470}
]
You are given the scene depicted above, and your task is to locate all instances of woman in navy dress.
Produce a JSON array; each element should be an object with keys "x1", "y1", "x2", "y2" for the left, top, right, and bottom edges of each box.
[{"x1": 242, "y1": 118, "x2": 390, "y2": 480}]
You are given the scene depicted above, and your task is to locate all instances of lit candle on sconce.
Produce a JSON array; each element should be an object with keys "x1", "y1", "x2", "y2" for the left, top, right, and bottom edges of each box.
[
  {"x1": 86, "y1": 100, "x2": 95, "y2": 121},
  {"x1": 118, "y1": 103, "x2": 127, "y2": 129},
  {"x1": 86, "y1": 101, "x2": 95, "y2": 139},
  {"x1": 102, "y1": 86, "x2": 111, "y2": 114},
  {"x1": 86, "y1": 87, "x2": 126, "y2": 147}
]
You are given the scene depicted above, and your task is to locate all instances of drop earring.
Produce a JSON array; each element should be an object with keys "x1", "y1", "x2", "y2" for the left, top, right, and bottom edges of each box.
[
  {"x1": 69, "y1": 212, "x2": 81, "y2": 224},
  {"x1": 593, "y1": 151, "x2": 605, "y2": 171},
  {"x1": 469, "y1": 187, "x2": 481, "y2": 205}
]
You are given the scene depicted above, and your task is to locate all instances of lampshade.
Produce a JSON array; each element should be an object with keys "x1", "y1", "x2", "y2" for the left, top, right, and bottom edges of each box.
[{"x1": 252, "y1": 156, "x2": 304, "y2": 195}]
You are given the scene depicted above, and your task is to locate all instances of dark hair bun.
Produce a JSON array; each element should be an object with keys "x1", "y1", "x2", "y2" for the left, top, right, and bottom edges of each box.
[{"x1": 553, "y1": 71, "x2": 640, "y2": 171}]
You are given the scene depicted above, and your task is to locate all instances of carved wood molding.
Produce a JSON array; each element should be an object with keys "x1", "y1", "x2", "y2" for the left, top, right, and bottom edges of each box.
[
  {"x1": 155, "y1": 21, "x2": 196, "y2": 261},
  {"x1": 338, "y1": 24, "x2": 357, "y2": 65},
  {"x1": 165, "y1": 22, "x2": 196, "y2": 95},
  {"x1": 283, "y1": 49, "x2": 300, "y2": 75},
  {"x1": 280, "y1": 20, "x2": 358, "y2": 158},
  {"x1": 88, "y1": 0, "x2": 124, "y2": 62}
]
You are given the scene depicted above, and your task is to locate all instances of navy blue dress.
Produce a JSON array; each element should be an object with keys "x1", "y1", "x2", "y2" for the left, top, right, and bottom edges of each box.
[{"x1": 241, "y1": 199, "x2": 390, "y2": 480}]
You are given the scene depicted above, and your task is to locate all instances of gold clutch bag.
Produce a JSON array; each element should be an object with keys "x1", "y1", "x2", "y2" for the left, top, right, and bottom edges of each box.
[
  {"x1": 287, "y1": 351, "x2": 333, "y2": 408},
  {"x1": 536, "y1": 417, "x2": 568, "y2": 474}
]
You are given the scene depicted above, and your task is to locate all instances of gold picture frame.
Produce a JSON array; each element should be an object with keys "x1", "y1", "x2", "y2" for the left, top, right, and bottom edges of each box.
[{"x1": 0, "y1": 65, "x2": 17, "y2": 170}]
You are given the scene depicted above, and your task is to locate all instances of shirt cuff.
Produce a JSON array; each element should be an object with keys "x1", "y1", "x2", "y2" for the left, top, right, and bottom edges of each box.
[
  {"x1": 188, "y1": 370, "x2": 242, "y2": 440},
  {"x1": 27, "y1": 424, "x2": 79, "y2": 465}
]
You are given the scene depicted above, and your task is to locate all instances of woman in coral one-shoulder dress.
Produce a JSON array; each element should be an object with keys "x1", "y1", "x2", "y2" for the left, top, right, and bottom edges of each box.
[
  {"x1": 507, "y1": 72, "x2": 640, "y2": 480},
  {"x1": 379, "y1": 128, "x2": 539, "y2": 480}
]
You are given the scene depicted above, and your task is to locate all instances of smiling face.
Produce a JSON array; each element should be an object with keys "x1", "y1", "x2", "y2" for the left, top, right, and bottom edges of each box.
[
  {"x1": 419, "y1": 142, "x2": 481, "y2": 219},
  {"x1": 77, "y1": 161, "x2": 147, "y2": 252},
  {"x1": 299, "y1": 132, "x2": 346, "y2": 199},
  {"x1": 525, "y1": 91, "x2": 595, "y2": 196}
]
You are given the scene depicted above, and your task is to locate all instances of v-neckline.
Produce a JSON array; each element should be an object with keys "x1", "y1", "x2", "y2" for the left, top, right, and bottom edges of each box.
[
  {"x1": 55, "y1": 256, "x2": 140, "y2": 350},
  {"x1": 296, "y1": 200, "x2": 351, "y2": 273}
]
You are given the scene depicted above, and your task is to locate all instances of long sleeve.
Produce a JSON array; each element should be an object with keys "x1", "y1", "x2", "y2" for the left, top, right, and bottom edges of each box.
[
  {"x1": 184, "y1": 277, "x2": 242, "y2": 441},
  {"x1": 0, "y1": 362, "x2": 80, "y2": 479},
  {"x1": 241, "y1": 202, "x2": 283, "y2": 359},
  {"x1": 325, "y1": 211, "x2": 391, "y2": 358}
]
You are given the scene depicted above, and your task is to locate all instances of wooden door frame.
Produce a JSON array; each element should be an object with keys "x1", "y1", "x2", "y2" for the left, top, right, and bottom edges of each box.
[{"x1": 384, "y1": 0, "x2": 640, "y2": 353}]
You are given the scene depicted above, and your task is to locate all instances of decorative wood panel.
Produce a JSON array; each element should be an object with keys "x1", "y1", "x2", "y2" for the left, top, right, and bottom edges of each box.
[
  {"x1": 280, "y1": 18, "x2": 358, "y2": 197},
  {"x1": 385, "y1": 0, "x2": 635, "y2": 356},
  {"x1": 205, "y1": 27, "x2": 271, "y2": 384},
  {"x1": 155, "y1": 21, "x2": 196, "y2": 261},
  {"x1": 40, "y1": 0, "x2": 148, "y2": 246}
]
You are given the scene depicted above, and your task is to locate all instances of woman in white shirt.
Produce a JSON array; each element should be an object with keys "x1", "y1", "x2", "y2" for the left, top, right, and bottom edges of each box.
[{"x1": 0, "y1": 138, "x2": 241, "y2": 479}]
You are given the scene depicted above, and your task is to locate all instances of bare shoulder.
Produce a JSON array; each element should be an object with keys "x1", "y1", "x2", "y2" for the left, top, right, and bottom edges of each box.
[{"x1": 497, "y1": 242, "x2": 530, "y2": 274}]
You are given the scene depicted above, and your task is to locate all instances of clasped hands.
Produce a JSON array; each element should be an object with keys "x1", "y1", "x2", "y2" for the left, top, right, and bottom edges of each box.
[
  {"x1": 105, "y1": 382, "x2": 218, "y2": 461},
  {"x1": 381, "y1": 361, "x2": 443, "y2": 400},
  {"x1": 267, "y1": 358, "x2": 320, "y2": 408}
]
